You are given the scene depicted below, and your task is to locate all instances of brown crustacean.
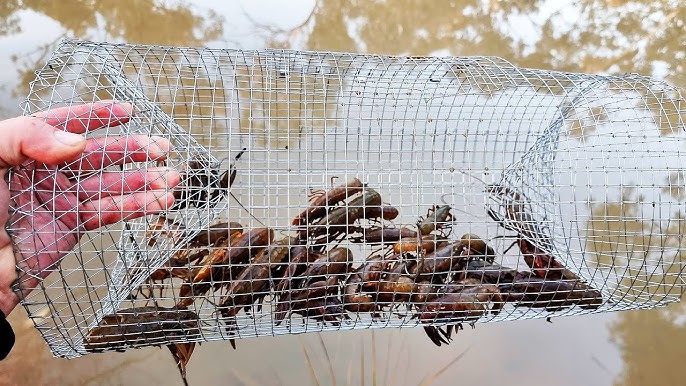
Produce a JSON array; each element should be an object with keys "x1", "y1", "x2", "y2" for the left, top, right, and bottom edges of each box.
[
  {"x1": 377, "y1": 257, "x2": 418, "y2": 305},
  {"x1": 210, "y1": 148, "x2": 246, "y2": 202},
  {"x1": 343, "y1": 273, "x2": 379, "y2": 315},
  {"x1": 217, "y1": 236, "x2": 296, "y2": 348},
  {"x1": 300, "y1": 188, "x2": 383, "y2": 243},
  {"x1": 363, "y1": 204, "x2": 400, "y2": 221},
  {"x1": 172, "y1": 149, "x2": 245, "y2": 210},
  {"x1": 84, "y1": 307, "x2": 201, "y2": 350},
  {"x1": 483, "y1": 185, "x2": 604, "y2": 311},
  {"x1": 349, "y1": 226, "x2": 418, "y2": 244},
  {"x1": 459, "y1": 233, "x2": 496, "y2": 263},
  {"x1": 459, "y1": 260, "x2": 520, "y2": 284},
  {"x1": 129, "y1": 219, "x2": 244, "y2": 300},
  {"x1": 294, "y1": 247, "x2": 354, "y2": 286},
  {"x1": 84, "y1": 306, "x2": 200, "y2": 385},
  {"x1": 189, "y1": 222, "x2": 244, "y2": 248},
  {"x1": 409, "y1": 240, "x2": 467, "y2": 283},
  {"x1": 146, "y1": 221, "x2": 244, "y2": 282},
  {"x1": 292, "y1": 177, "x2": 365, "y2": 226},
  {"x1": 343, "y1": 254, "x2": 396, "y2": 316},
  {"x1": 487, "y1": 185, "x2": 579, "y2": 280},
  {"x1": 275, "y1": 248, "x2": 353, "y2": 320},
  {"x1": 419, "y1": 284, "x2": 503, "y2": 346},
  {"x1": 276, "y1": 276, "x2": 347, "y2": 325},
  {"x1": 392, "y1": 234, "x2": 445, "y2": 255},
  {"x1": 275, "y1": 245, "x2": 316, "y2": 293},
  {"x1": 498, "y1": 275, "x2": 603, "y2": 311},
  {"x1": 177, "y1": 227, "x2": 274, "y2": 308},
  {"x1": 360, "y1": 254, "x2": 399, "y2": 289},
  {"x1": 517, "y1": 238, "x2": 581, "y2": 281},
  {"x1": 291, "y1": 296, "x2": 349, "y2": 326},
  {"x1": 414, "y1": 278, "x2": 484, "y2": 345},
  {"x1": 411, "y1": 280, "x2": 437, "y2": 305},
  {"x1": 417, "y1": 205, "x2": 453, "y2": 236},
  {"x1": 146, "y1": 216, "x2": 187, "y2": 246},
  {"x1": 218, "y1": 238, "x2": 294, "y2": 314}
]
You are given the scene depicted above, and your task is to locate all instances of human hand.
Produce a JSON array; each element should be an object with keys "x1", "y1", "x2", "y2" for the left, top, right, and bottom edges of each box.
[{"x1": 0, "y1": 101, "x2": 181, "y2": 316}]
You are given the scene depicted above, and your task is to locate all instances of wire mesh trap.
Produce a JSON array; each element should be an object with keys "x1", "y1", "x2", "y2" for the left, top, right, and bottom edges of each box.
[{"x1": 9, "y1": 39, "x2": 686, "y2": 360}]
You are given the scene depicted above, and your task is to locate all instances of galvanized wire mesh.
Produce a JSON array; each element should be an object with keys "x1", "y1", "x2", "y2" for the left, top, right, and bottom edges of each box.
[{"x1": 10, "y1": 39, "x2": 686, "y2": 358}]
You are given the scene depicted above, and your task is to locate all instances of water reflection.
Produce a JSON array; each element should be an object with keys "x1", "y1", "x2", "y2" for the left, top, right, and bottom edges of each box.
[
  {"x1": 234, "y1": 53, "x2": 342, "y2": 149},
  {"x1": 1, "y1": 1, "x2": 686, "y2": 385},
  {"x1": 278, "y1": 0, "x2": 686, "y2": 80},
  {"x1": 3, "y1": 0, "x2": 223, "y2": 99},
  {"x1": 610, "y1": 302, "x2": 686, "y2": 386}
]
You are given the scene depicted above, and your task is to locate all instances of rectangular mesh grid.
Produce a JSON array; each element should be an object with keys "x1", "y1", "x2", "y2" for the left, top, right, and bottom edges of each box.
[{"x1": 8, "y1": 39, "x2": 686, "y2": 358}]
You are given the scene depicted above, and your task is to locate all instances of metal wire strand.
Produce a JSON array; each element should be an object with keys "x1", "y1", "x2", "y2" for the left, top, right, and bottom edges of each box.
[{"x1": 9, "y1": 38, "x2": 686, "y2": 358}]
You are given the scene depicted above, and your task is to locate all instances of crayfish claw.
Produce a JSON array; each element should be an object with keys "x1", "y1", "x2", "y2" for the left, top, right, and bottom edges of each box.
[
  {"x1": 167, "y1": 342, "x2": 195, "y2": 386},
  {"x1": 274, "y1": 301, "x2": 290, "y2": 325},
  {"x1": 423, "y1": 326, "x2": 451, "y2": 347},
  {"x1": 307, "y1": 188, "x2": 326, "y2": 201},
  {"x1": 445, "y1": 325, "x2": 454, "y2": 340}
]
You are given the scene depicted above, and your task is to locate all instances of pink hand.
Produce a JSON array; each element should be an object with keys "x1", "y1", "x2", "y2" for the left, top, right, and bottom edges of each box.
[{"x1": 0, "y1": 101, "x2": 181, "y2": 315}]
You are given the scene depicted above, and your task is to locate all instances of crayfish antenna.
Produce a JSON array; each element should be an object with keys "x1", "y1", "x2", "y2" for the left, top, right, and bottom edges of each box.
[{"x1": 502, "y1": 239, "x2": 519, "y2": 254}]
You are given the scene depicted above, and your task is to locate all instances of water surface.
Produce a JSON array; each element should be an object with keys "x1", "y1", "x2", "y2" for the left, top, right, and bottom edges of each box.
[{"x1": 1, "y1": 1, "x2": 685, "y2": 385}]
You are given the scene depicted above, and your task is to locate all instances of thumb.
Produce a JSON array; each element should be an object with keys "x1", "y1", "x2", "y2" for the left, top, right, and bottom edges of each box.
[{"x1": 0, "y1": 116, "x2": 86, "y2": 168}]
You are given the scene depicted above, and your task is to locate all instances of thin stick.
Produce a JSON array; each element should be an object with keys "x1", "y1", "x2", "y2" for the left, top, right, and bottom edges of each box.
[
  {"x1": 301, "y1": 340, "x2": 321, "y2": 386},
  {"x1": 360, "y1": 335, "x2": 365, "y2": 386},
  {"x1": 418, "y1": 346, "x2": 470, "y2": 386},
  {"x1": 316, "y1": 333, "x2": 337, "y2": 386},
  {"x1": 371, "y1": 330, "x2": 377, "y2": 386}
]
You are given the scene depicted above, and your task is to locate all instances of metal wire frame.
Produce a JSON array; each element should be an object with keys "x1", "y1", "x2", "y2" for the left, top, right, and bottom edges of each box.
[{"x1": 8, "y1": 38, "x2": 686, "y2": 358}]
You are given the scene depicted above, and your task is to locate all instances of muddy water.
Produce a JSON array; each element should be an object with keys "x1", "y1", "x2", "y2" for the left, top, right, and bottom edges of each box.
[{"x1": 2, "y1": 1, "x2": 686, "y2": 385}]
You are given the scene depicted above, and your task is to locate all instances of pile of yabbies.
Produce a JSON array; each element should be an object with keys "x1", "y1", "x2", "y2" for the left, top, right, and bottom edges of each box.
[{"x1": 84, "y1": 178, "x2": 603, "y2": 380}]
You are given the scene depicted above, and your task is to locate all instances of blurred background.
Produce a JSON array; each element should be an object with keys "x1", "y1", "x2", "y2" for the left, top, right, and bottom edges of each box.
[{"x1": 1, "y1": 1, "x2": 686, "y2": 385}]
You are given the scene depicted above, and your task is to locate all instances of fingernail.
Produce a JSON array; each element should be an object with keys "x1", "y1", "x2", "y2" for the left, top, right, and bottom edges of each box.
[
  {"x1": 149, "y1": 136, "x2": 171, "y2": 152},
  {"x1": 119, "y1": 103, "x2": 134, "y2": 116},
  {"x1": 147, "y1": 136, "x2": 172, "y2": 160},
  {"x1": 146, "y1": 167, "x2": 181, "y2": 189},
  {"x1": 108, "y1": 102, "x2": 134, "y2": 118},
  {"x1": 54, "y1": 130, "x2": 85, "y2": 146},
  {"x1": 162, "y1": 192, "x2": 175, "y2": 211}
]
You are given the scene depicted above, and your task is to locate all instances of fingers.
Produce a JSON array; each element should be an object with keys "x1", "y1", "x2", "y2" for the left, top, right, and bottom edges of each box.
[
  {"x1": 33, "y1": 101, "x2": 133, "y2": 134},
  {"x1": 63, "y1": 135, "x2": 171, "y2": 171},
  {"x1": 73, "y1": 167, "x2": 181, "y2": 201},
  {"x1": 0, "y1": 101, "x2": 135, "y2": 168},
  {"x1": 80, "y1": 191, "x2": 176, "y2": 231},
  {"x1": 0, "y1": 116, "x2": 87, "y2": 167}
]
